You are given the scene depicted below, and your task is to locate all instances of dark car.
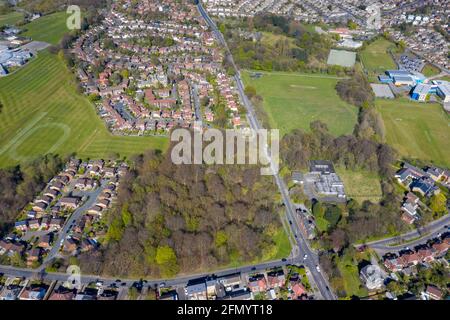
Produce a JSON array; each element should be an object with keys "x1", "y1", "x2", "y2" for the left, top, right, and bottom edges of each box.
[
  {"x1": 121, "y1": 282, "x2": 127, "y2": 286},
  {"x1": 281, "y1": 258, "x2": 287, "y2": 262},
  {"x1": 116, "y1": 279, "x2": 121, "y2": 283}
]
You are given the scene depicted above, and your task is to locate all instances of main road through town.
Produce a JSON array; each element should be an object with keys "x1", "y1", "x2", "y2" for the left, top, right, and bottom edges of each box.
[{"x1": 197, "y1": 1, "x2": 336, "y2": 300}]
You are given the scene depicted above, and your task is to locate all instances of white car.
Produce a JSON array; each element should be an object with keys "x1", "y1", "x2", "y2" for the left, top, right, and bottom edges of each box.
[
  {"x1": 303, "y1": 254, "x2": 308, "y2": 260},
  {"x1": 316, "y1": 265, "x2": 321, "y2": 272}
]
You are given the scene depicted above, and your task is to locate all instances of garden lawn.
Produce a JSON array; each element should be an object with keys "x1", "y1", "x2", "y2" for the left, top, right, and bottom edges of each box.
[
  {"x1": 273, "y1": 228, "x2": 292, "y2": 259},
  {"x1": 376, "y1": 98, "x2": 450, "y2": 167},
  {"x1": 242, "y1": 70, "x2": 358, "y2": 136}
]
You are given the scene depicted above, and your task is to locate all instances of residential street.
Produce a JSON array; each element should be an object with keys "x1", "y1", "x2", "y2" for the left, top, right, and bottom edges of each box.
[
  {"x1": 40, "y1": 180, "x2": 108, "y2": 269},
  {"x1": 362, "y1": 214, "x2": 450, "y2": 256},
  {"x1": 0, "y1": 256, "x2": 296, "y2": 291}
]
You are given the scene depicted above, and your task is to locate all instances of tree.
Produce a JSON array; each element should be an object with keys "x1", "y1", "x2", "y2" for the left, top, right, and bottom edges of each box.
[
  {"x1": 107, "y1": 217, "x2": 124, "y2": 241},
  {"x1": 214, "y1": 231, "x2": 228, "y2": 248},
  {"x1": 312, "y1": 202, "x2": 325, "y2": 218},
  {"x1": 88, "y1": 94, "x2": 101, "y2": 103},
  {"x1": 347, "y1": 20, "x2": 358, "y2": 30},
  {"x1": 324, "y1": 206, "x2": 342, "y2": 229},
  {"x1": 244, "y1": 85, "x2": 257, "y2": 99},
  {"x1": 429, "y1": 193, "x2": 447, "y2": 216},
  {"x1": 120, "y1": 69, "x2": 130, "y2": 80}
]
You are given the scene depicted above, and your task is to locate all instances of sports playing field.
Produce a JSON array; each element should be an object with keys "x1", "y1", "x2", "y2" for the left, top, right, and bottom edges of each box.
[
  {"x1": 360, "y1": 38, "x2": 397, "y2": 77},
  {"x1": 0, "y1": 51, "x2": 168, "y2": 168},
  {"x1": 21, "y1": 12, "x2": 71, "y2": 45},
  {"x1": 242, "y1": 71, "x2": 358, "y2": 136},
  {"x1": 0, "y1": 11, "x2": 24, "y2": 27},
  {"x1": 376, "y1": 99, "x2": 450, "y2": 167}
]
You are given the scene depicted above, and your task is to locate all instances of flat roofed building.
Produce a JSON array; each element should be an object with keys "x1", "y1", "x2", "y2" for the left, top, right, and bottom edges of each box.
[
  {"x1": 411, "y1": 84, "x2": 432, "y2": 101},
  {"x1": 436, "y1": 84, "x2": 450, "y2": 102},
  {"x1": 309, "y1": 160, "x2": 335, "y2": 175},
  {"x1": 393, "y1": 75, "x2": 415, "y2": 86}
]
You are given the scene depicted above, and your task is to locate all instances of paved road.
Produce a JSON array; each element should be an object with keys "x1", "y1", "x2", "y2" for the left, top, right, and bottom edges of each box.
[
  {"x1": 40, "y1": 181, "x2": 108, "y2": 269},
  {"x1": 197, "y1": 2, "x2": 336, "y2": 300},
  {"x1": 361, "y1": 214, "x2": 450, "y2": 255}
]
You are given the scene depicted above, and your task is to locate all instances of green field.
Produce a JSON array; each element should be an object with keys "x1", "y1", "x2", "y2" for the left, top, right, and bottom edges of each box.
[
  {"x1": 21, "y1": 12, "x2": 71, "y2": 45},
  {"x1": 242, "y1": 71, "x2": 358, "y2": 136},
  {"x1": 273, "y1": 228, "x2": 292, "y2": 259},
  {"x1": 0, "y1": 11, "x2": 23, "y2": 27},
  {"x1": 376, "y1": 99, "x2": 450, "y2": 167},
  {"x1": 360, "y1": 38, "x2": 397, "y2": 77},
  {"x1": 0, "y1": 51, "x2": 168, "y2": 168},
  {"x1": 336, "y1": 169, "x2": 382, "y2": 203}
]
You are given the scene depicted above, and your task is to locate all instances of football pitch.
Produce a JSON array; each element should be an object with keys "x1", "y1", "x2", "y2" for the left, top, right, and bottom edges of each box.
[
  {"x1": 242, "y1": 70, "x2": 358, "y2": 136},
  {"x1": 0, "y1": 51, "x2": 168, "y2": 168}
]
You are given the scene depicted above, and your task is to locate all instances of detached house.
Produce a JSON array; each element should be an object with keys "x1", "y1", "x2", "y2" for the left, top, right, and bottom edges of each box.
[
  {"x1": 248, "y1": 275, "x2": 267, "y2": 293},
  {"x1": 60, "y1": 197, "x2": 81, "y2": 209}
]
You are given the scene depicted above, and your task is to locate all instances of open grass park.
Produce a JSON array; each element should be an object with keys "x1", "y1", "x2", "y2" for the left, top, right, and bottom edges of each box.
[{"x1": 242, "y1": 70, "x2": 358, "y2": 137}]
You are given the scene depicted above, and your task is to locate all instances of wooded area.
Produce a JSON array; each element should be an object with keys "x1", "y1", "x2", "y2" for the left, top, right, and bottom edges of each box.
[
  {"x1": 0, "y1": 155, "x2": 65, "y2": 236},
  {"x1": 222, "y1": 14, "x2": 344, "y2": 74}
]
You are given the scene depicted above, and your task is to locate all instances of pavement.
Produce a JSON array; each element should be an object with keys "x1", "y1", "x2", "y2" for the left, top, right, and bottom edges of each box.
[{"x1": 197, "y1": 2, "x2": 336, "y2": 300}]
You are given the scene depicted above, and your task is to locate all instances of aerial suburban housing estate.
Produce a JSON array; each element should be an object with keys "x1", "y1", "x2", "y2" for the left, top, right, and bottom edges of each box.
[{"x1": 0, "y1": 0, "x2": 448, "y2": 306}]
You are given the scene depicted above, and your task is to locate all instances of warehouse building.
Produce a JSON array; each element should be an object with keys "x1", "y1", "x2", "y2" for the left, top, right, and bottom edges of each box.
[
  {"x1": 436, "y1": 84, "x2": 450, "y2": 103},
  {"x1": 411, "y1": 83, "x2": 432, "y2": 101}
]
